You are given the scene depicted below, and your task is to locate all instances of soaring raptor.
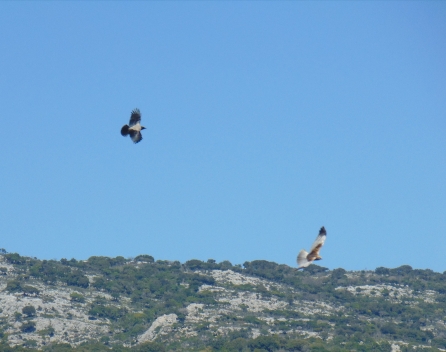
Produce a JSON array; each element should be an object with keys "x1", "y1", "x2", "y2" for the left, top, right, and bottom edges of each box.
[
  {"x1": 121, "y1": 108, "x2": 146, "y2": 144},
  {"x1": 297, "y1": 227, "x2": 327, "y2": 269}
]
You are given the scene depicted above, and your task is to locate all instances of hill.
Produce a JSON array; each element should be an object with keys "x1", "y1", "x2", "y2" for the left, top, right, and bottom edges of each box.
[{"x1": 0, "y1": 251, "x2": 445, "y2": 351}]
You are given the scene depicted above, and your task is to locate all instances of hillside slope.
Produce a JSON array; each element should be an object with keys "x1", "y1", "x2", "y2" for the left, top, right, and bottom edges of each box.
[{"x1": 0, "y1": 252, "x2": 445, "y2": 351}]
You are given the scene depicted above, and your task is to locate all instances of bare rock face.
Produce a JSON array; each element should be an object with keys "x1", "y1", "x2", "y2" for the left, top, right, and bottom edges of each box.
[
  {"x1": 0, "y1": 282, "x2": 109, "y2": 347},
  {"x1": 0, "y1": 255, "x2": 445, "y2": 350},
  {"x1": 137, "y1": 314, "x2": 177, "y2": 344}
]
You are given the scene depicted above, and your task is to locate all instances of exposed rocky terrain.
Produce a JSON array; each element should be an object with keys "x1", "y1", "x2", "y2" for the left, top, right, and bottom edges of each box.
[{"x1": 0, "y1": 253, "x2": 445, "y2": 351}]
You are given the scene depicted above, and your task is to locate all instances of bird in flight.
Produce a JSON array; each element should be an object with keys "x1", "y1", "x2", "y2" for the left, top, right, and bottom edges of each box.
[
  {"x1": 297, "y1": 227, "x2": 327, "y2": 269},
  {"x1": 121, "y1": 108, "x2": 146, "y2": 143}
]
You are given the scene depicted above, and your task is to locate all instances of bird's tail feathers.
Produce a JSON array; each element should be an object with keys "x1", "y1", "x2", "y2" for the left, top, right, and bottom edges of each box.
[
  {"x1": 297, "y1": 249, "x2": 310, "y2": 269},
  {"x1": 121, "y1": 125, "x2": 129, "y2": 136}
]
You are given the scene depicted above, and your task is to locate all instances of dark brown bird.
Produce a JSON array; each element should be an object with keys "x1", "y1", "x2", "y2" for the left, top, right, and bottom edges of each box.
[
  {"x1": 121, "y1": 108, "x2": 146, "y2": 143},
  {"x1": 297, "y1": 227, "x2": 327, "y2": 269}
]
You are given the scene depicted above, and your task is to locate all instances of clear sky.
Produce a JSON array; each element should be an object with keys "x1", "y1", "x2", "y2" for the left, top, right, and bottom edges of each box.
[{"x1": 1, "y1": 2, "x2": 445, "y2": 272}]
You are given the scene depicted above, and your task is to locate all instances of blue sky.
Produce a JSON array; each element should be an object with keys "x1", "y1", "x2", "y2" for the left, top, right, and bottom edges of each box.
[{"x1": 1, "y1": 2, "x2": 445, "y2": 272}]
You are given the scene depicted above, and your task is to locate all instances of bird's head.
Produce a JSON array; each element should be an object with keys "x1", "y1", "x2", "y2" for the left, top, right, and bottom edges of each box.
[
  {"x1": 315, "y1": 256, "x2": 322, "y2": 261},
  {"x1": 141, "y1": 126, "x2": 146, "y2": 130}
]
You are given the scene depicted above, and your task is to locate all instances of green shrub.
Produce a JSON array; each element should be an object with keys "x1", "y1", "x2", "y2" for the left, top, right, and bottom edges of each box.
[
  {"x1": 20, "y1": 321, "x2": 36, "y2": 333},
  {"x1": 381, "y1": 323, "x2": 397, "y2": 335},
  {"x1": 6, "y1": 280, "x2": 22, "y2": 293},
  {"x1": 23, "y1": 285, "x2": 40, "y2": 296},
  {"x1": 38, "y1": 325, "x2": 55, "y2": 337},
  {"x1": 4, "y1": 253, "x2": 27, "y2": 265},
  {"x1": 88, "y1": 303, "x2": 127, "y2": 321},
  {"x1": 70, "y1": 292, "x2": 86, "y2": 303},
  {"x1": 134, "y1": 255, "x2": 155, "y2": 263},
  {"x1": 22, "y1": 305, "x2": 36, "y2": 318}
]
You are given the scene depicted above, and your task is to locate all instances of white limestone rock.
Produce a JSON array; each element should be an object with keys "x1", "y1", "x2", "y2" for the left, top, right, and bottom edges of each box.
[{"x1": 138, "y1": 314, "x2": 177, "y2": 344}]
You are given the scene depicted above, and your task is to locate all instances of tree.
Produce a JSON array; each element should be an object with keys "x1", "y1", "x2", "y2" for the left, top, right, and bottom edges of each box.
[
  {"x1": 248, "y1": 335, "x2": 280, "y2": 352},
  {"x1": 331, "y1": 268, "x2": 347, "y2": 279},
  {"x1": 20, "y1": 321, "x2": 36, "y2": 333},
  {"x1": 4, "y1": 253, "x2": 26, "y2": 265},
  {"x1": 66, "y1": 271, "x2": 89, "y2": 288},
  {"x1": 381, "y1": 323, "x2": 397, "y2": 335},
  {"x1": 286, "y1": 339, "x2": 307, "y2": 351},
  {"x1": 135, "y1": 342, "x2": 166, "y2": 352},
  {"x1": 134, "y1": 255, "x2": 155, "y2": 263},
  {"x1": 22, "y1": 305, "x2": 36, "y2": 318},
  {"x1": 185, "y1": 259, "x2": 207, "y2": 270}
]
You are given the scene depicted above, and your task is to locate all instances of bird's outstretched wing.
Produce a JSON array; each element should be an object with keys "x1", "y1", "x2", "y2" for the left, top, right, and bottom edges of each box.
[
  {"x1": 129, "y1": 109, "x2": 141, "y2": 127},
  {"x1": 308, "y1": 226, "x2": 327, "y2": 255},
  {"x1": 296, "y1": 227, "x2": 327, "y2": 270},
  {"x1": 297, "y1": 249, "x2": 310, "y2": 269},
  {"x1": 129, "y1": 130, "x2": 143, "y2": 143}
]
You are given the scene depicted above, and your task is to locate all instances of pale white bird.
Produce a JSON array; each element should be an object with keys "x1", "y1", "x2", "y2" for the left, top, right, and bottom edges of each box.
[
  {"x1": 121, "y1": 108, "x2": 146, "y2": 144},
  {"x1": 297, "y1": 227, "x2": 327, "y2": 269}
]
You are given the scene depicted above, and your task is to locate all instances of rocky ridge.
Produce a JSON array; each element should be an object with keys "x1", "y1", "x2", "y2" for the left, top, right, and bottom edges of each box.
[{"x1": 0, "y1": 254, "x2": 445, "y2": 350}]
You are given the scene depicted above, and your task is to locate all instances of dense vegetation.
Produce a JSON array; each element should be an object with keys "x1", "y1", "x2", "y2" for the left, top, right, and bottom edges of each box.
[
  {"x1": 1, "y1": 251, "x2": 446, "y2": 351},
  {"x1": 0, "y1": 336, "x2": 428, "y2": 352}
]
